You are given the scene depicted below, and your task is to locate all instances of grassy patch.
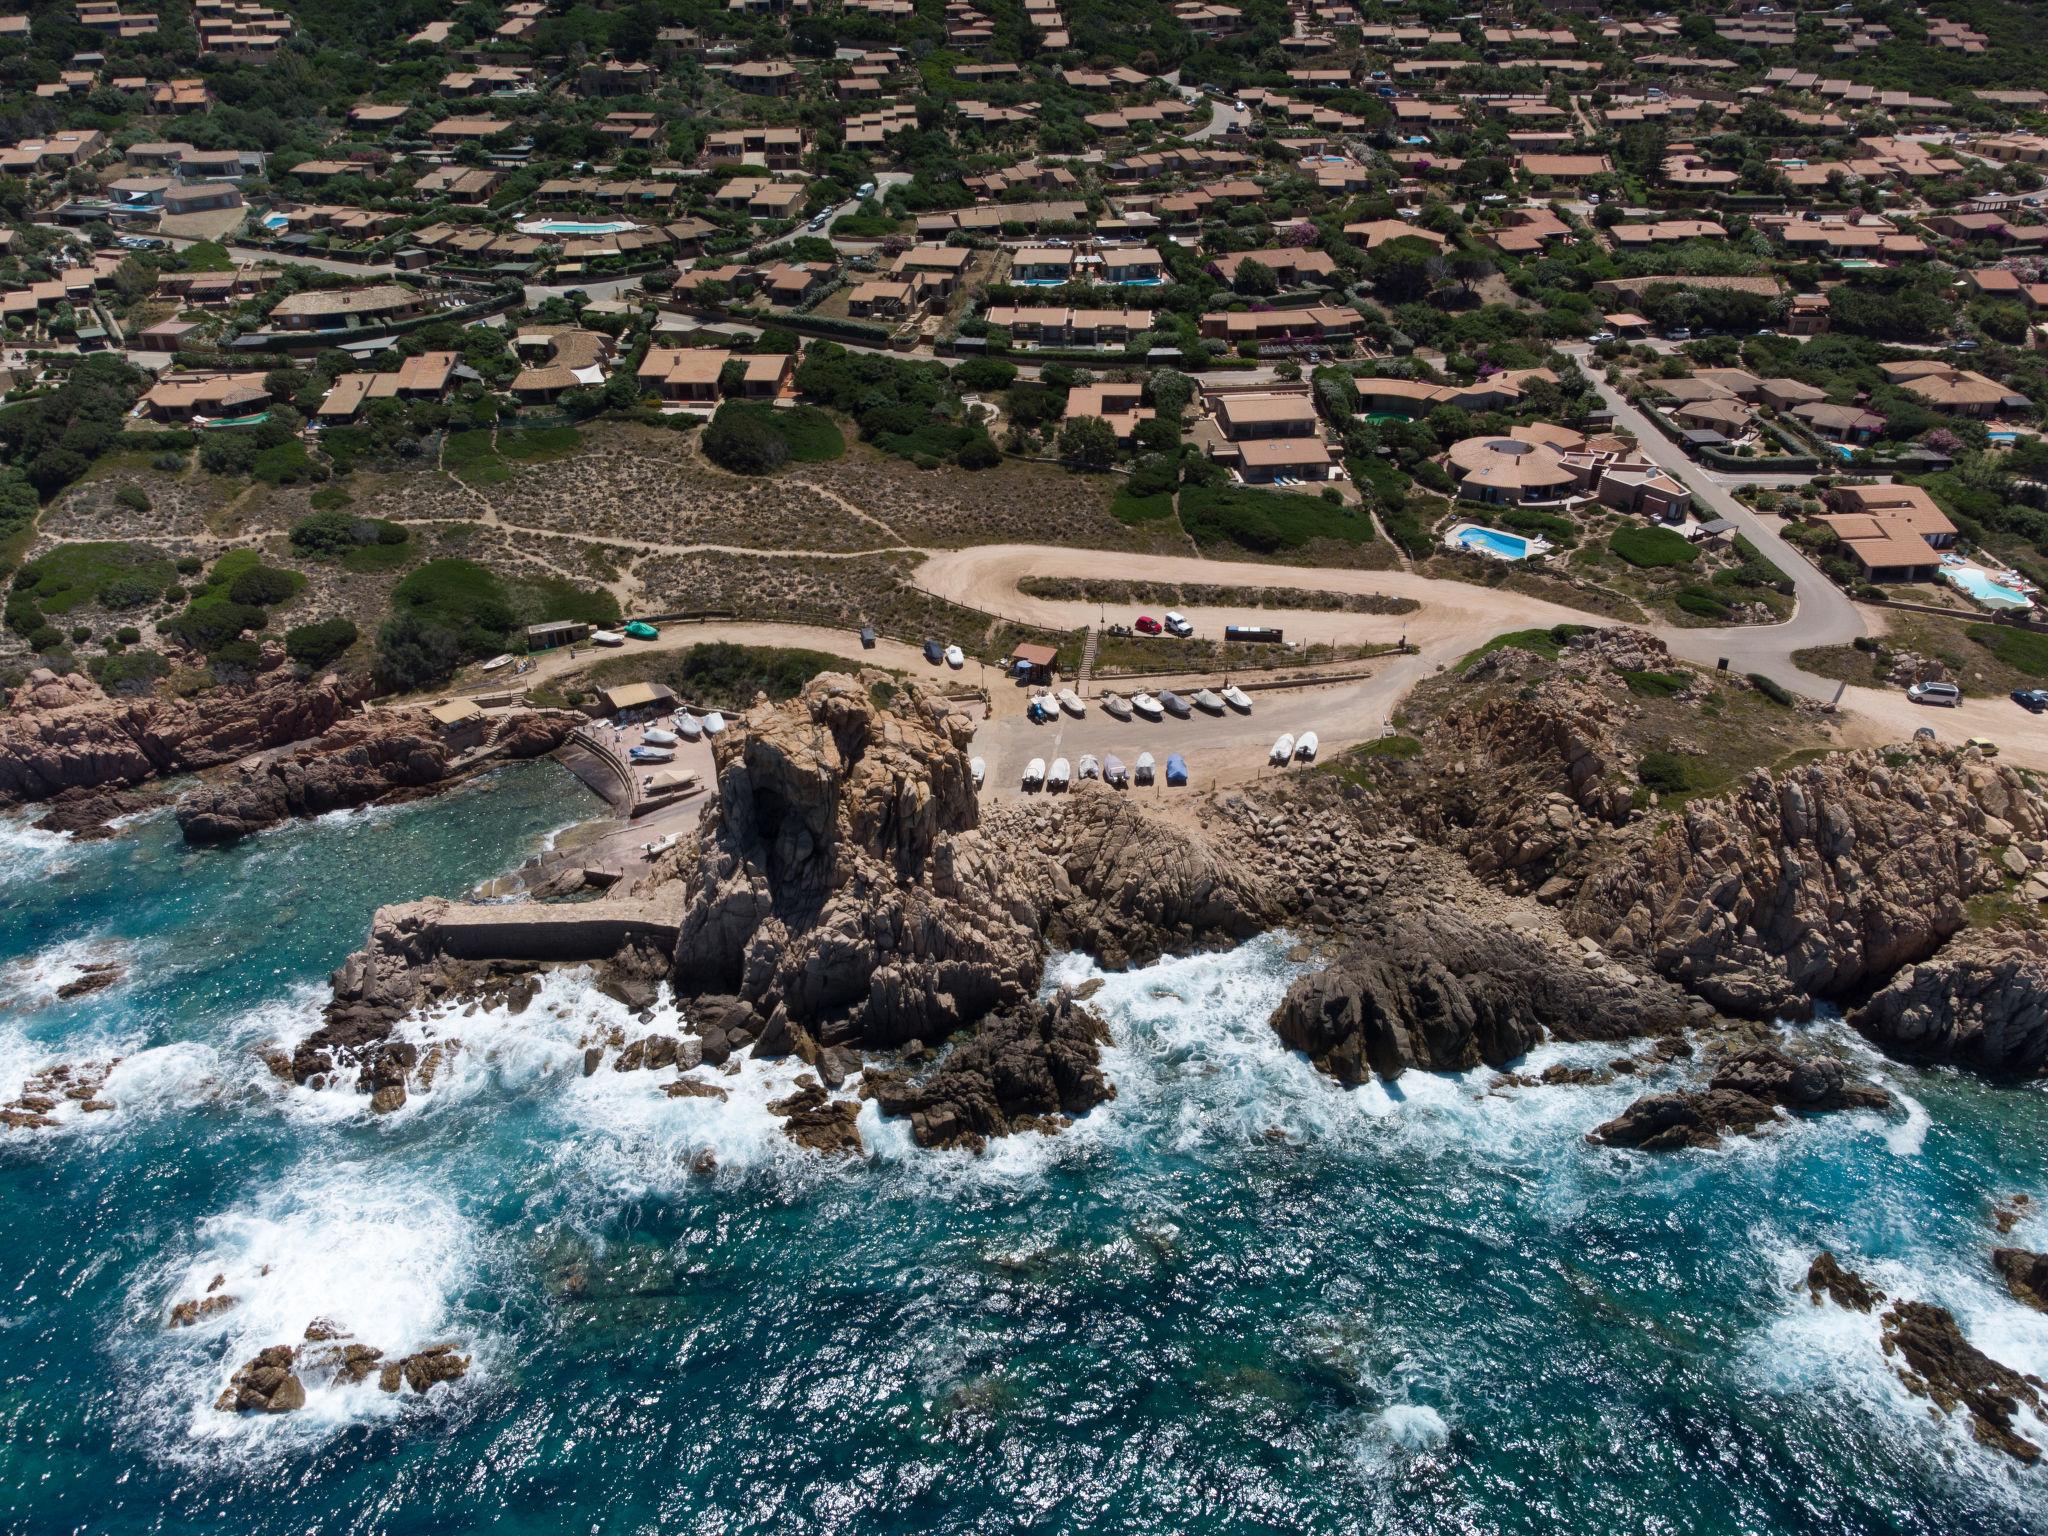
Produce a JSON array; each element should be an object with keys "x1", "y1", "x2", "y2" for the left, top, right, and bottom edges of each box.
[
  {"x1": 1969, "y1": 624, "x2": 2048, "y2": 680},
  {"x1": 1621, "y1": 668, "x2": 1689, "y2": 697},
  {"x1": 12, "y1": 542, "x2": 176, "y2": 615},
  {"x1": 1609, "y1": 524, "x2": 1700, "y2": 570},
  {"x1": 1320, "y1": 732, "x2": 1424, "y2": 787},
  {"x1": 1109, "y1": 489, "x2": 1178, "y2": 526},
  {"x1": 444, "y1": 430, "x2": 510, "y2": 486},
  {"x1": 1179, "y1": 483, "x2": 1378, "y2": 557},
  {"x1": 1458, "y1": 623, "x2": 1592, "y2": 671},
  {"x1": 496, "y1": 426, "x2": 583, "y2": 463}
]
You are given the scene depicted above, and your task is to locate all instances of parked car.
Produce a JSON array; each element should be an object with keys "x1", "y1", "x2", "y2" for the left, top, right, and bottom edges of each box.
[
  {"x1": 857, "y1": 181, "x2": 876, "y2": 199},
  {"x1": 1907, "y1": 680, "x2": 1962, "y2": 707},
  {"x1": 923, "y1": 638, "x2": 944, "y2": 665},
  {"x1": 1163, "y1": 611, "x2": 1193, "y2": 638},
  {"x1": 1968, "y1": 737, "x2": 2000, "y2": 756},
  {"x1": 1588, "y1": 330, "x2": 1615, "y2": 344},
  {"x1": 1134, "y1": 615, "x2": 1163, "y2": 635},
  {"x1": 1665, "y1": 328, "x2": 1692, "y2": 342},
  {"x1": 2011, "y1": 689, "x2": 2048, "y2": 714},
  {"x1": 1951, "y1": 338, "x2": 1980, "y2": 352}
]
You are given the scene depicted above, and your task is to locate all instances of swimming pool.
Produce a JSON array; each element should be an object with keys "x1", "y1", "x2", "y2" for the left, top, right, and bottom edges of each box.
[
  {"x1": 259, "y1": 212, "x2": 288, "y2": 230},
  {"x1": 1447, "y1": 523, "x2": 1541, "y2": 561},
  {"x1": 1944, "y1": 566, "x2": 2033, "y2": 609},
  {"x1": 517, "y1": 219, "x2": 640, "y2": 236},
  {"x1": 1365, "y1": 412, "x2": 1413, "y2": 425}
]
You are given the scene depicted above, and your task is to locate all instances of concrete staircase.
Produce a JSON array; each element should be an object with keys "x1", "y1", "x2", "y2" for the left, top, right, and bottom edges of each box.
[{"x1": 1076, "y1": 626, "x2": 1101, "y2": 698}]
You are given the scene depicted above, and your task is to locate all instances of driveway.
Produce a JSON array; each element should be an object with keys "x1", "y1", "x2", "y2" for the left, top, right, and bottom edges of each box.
[{"x1": 1578, "y1": 367, "x2": 1867, "y2": 691}]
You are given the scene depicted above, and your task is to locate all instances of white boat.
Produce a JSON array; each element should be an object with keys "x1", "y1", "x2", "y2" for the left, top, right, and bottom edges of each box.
[
  {"x1": 1048, "y1": 756, "x2": 1071, "y2": 790},
  {"x1": 674, "y1": 712, "x2": 703, "y2": 741},
  {"x1": 1192, "y1": 689, "x2": 1224, "y2": 715},
  {"x1": 480, "y1": 654, "x2": 514, "y2": 672},
  {"x1": 1295, "y1": 731, "x2": 1319, "y2": 761},
  {"x1": 1221, "y1": 685, "x2": 1253, "y2": 713},
  {"x1": 1100, "y1": 692, "x2": 1133, "y2": 721},
  {"x1": 701, "y1": 711, "x2": 727, "y2": 735},
  {"x1": 1058, "y1": 688, "x2": 1086, "y2": 717},
  {"x1": 641, "y1": 726, "x2": 679, "y2": 747},
  {"x1": 1270, "y1": 733, "x2": 1296, "y2": 765},
  {"x1": 628, "y1": 744, "x2": 673, "y2": 764},
  {"x1": 1159, "y1": 689, "x2": 1192, "y2": 719},
  {"x1": 590, "y1": 629, "x2": 625, "y2": 647},
  {"x1": 1022, "y1": 756, "x2": 1046, "y2": 789},
  {"x1": 1131, "y1": 692, "x2": 1163, "y2": 721},
  {"x1": 1134, "y1": 751, "x2": 1156, "y2": 785},
  {"x1": 945, "y1": 644, "x2": 965, "y2": 669},
  {"x1": 1104, "y1": 754, "x2": 1128, "y2": 787},
  {"x1": 1077, "y1": 753, "x2": 1100, "y2": 780},
  {"x1": 971, "y1": 756, "x2": 986, "y2": 788}
]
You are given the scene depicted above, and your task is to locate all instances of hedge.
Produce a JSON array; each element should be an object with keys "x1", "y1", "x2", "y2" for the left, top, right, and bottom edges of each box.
[{"x1": 1609, "y1": 524, "x2": 1700, "y2": 569}]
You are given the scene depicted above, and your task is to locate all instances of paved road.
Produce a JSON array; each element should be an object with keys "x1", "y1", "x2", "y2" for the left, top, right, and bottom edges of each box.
[{"x1": 1182, "y1": 88, "x2": 1246, "y2": 142}]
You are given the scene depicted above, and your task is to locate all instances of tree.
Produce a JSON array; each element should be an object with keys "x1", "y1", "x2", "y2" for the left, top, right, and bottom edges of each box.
[
  {"x1": 1147, "y1": 369, "x2": 1193, "y2": 419},
  {"x1": 1057, "y1": 416, "x2": 1117, "y2": 470},
  {"x1": 1368, "y1": 237, "x2": 1437, "y2": 303},
  {"x1": 702, "y1": 408, "x2": 790, "y2": 474},
  {"x1": 1231, "y1": 258, "x2": 1278, "y2": 297}
]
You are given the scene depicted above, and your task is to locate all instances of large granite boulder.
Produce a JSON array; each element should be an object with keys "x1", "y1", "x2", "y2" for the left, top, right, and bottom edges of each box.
[{"x1": 1848, "y1": 929, "x2": 2048, "y2": 1079}]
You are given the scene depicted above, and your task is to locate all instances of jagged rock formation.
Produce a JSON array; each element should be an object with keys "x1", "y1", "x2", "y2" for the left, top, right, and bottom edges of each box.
[
  {"x1": 1566, "y1": 747, "x2": 2043, "y2": 1018},
  {"x1": 1588, "y1": 1044, "x2": 1891, "y2": 1150},
  {"x1": 2, "y1": 1057, "x2": 117, "y2": 1128},
  {"x1": 29, "y1": 783, "x2": 172, "y2": 839},
  {"x1": 1848, "y1": 929, "x2": 2048, "y2": 1079},
  {"x1": 1804, "y1": 1252, "x2": 2047, "y2": 1462},
  {"x1": 1268, "y1": 906, "x2": 1699, "y2": 1084},
  {"x1": 863, "y1": 991, "x2": 1115, "y2": 1150},
  {"x1": 173, "y1": 708, "x2": 579, "y2": 845},
  {"x1": 214, "y1": 1335, "x2": 470, "y2": 1414},
  {"x1": 0, "y1": 666, "x2": 355, "y2": 805},
  {"x1": 672, "y1": 672, "x2": 1045, "y2": 1052},
  {"x1": 1993, "y1": 1248, "x2": 2048, "y2": 1313},
  {"x1": 1806, "y1": 1251, "x2": 1884, "y2": 1312}
]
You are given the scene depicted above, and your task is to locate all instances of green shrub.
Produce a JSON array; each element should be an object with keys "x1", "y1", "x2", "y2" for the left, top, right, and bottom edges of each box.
[
  {"x1": 702, "y1": 406, "x2": 790, "y2": 474},
  {"x1": 88, "y1": 647, "x2": 170, "y2": 694},
  {"x1": 1747, "y1": 672, "x2": 1794, "y2": 706},
  {"x1": 1110, "y1": 490, "x2": 1177, "y2": 525},
  {"x1": 1459, "y1": 623, "x2": 1591, "y2": 670},
  {"x1": 253, "y1": 440, "x2": 323, "y2": 486},
  {"x1": 1179, "y1": 483, "x2": 1376, "y2": 554},
  {"x1": 1637, "y1": 750, "x2": 1691, "y2": 794},
  {"x1": 1674, "y1": 585, "x2": 1734, "y2": 619},
  {"x1": 12, "y1": 542, "x2": 176, "y2": 615},
  {"x1": 1621, "y1": 668, "x2": 1688, "y2": 698},
  {"x1": 165, "y1": 596, "x2": 268, "y2": 653},
  {"x1": 1608, "y1": 524, "x2": 1700, "y2": 569},
  {"x1": 227, "y1": 563, "x2": 304, "y2": 607},
  {"x1": 284, "y1": 616, "x2": 359, "y2": 669},
  {"x1": 115, "y1": 484, "x2": 151, "y2": 512}
]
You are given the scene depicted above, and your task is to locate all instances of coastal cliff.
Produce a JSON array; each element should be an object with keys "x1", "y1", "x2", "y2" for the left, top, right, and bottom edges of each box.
[{"x1": 0, "y1": 665, "x2": 355, "y2": 806}]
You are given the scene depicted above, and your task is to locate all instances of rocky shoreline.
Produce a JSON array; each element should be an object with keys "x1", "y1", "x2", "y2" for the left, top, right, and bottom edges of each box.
[
  {"x1": 277, "y1": 636, "x2": 2048, "y2": 1171},
  {"x1": 0, "y1": 662, "x2": 583, "y2": 845}
]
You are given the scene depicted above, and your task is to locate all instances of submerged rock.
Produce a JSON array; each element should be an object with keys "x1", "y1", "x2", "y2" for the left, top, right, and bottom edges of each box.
[
  {"x1": 766, "y1": 1077, "x2": 863, "y2": 1156},
  {"x1": 1992, "y1": 1248, "x2": 2048, "y2": 1313},
  {"x1": 1805, "y1": 1251, "x2": 1884, "y2": 1312},
  {"x1": 168, "y1": 1294, "x2": 238, "y2": 1328},
  {"x1": 863, "y1": 991, "x2": 1114, "y2": 1151},
  {"x1": 1588, "y1": 1045, "x2": 1890, "y2": 1150},
  {"x1": 214, "y1": 1345, "x2": 307, "y2": 1414}
]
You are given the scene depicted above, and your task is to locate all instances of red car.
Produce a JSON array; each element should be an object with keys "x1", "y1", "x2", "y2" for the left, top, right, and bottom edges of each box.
[{"x1": 1134, "y1": 615, "x2": 1162, "y2": 634}]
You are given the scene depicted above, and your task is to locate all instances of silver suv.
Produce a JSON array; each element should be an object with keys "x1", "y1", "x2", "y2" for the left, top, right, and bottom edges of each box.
[{"x1": 1907, "y1": 681, "x2": 1962, "y2": 707}]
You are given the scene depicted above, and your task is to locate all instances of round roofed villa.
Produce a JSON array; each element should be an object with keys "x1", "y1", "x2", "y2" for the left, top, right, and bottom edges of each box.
[{"x1": 1443, "y1": 430, "x2": 1581, "y2": 503}]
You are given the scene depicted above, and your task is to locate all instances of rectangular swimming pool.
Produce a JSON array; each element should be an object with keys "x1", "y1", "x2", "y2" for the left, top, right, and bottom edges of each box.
[{"x1": 1452, "y1": 525, "x2": 1534, "y2": 560}]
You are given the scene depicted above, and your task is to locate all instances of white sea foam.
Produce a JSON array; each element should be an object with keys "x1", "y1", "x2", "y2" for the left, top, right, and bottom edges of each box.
[
  {"x1": 0, "y1": 811, "x2": 76, "y2": 886},
  {"x1": 137, "y1": 1158, "x2": 488, "y2": 1453},
  {"x1": 0, "y1": 933, "x2": 141, "y2": 1013},
  {"x1": 1378, "y1": 1402, "x2": 1449, "y2": 1452}
]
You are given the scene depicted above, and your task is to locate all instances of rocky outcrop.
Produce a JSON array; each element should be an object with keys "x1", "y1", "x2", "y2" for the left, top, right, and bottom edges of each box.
[
  {"x1": 1848, "y1": 929, "x2": 2048, "y2": 1079},
  {"x1": 174, "y1": 708, "x2": 580, "y2": 845},
  {"x1": 864, "y1": 991, "x2": 1115, "y2": 1150},
  {"x1": 215, "y1": 1346, "x2": 307, "y2": 1414},
  {"x1": 1993, "y1": 1248, "x2": 2048, "y2": 1313},
  {"x1": 1804, "y1": 1253, "x2": 2047, "y2": 1462},
  {"x1": 1270, "y1": 906, "x2": 1699, "y2": 1084},
  {"x1": 29, "y1": 783, "x2": 171, "y2": 839},
  {"x1": 1806, "y1": 1251, "x2": 1884, "y2": 1312},
  {"x1": 765, "y1": 1077, "x2": 864, "y2": 1156},
  {"x1": 2, "y1": 1058, "x2": 117, "y2": 1128},
  {"x1": 1881, "y1": 1300, "x2": 2045, "y2": 1463},
  {"x1": 673, "y1": 673, "x2": 1045, "y2": 1050},
  {"x1": 1567, "y1": 747, "x2": 2043, "y2": 1018},
  {"x1": 214, "y1": 1336, "x2": 470, "y2": 1413},
  {"x1": 1588, "y1": 1044, "x2": 1891, "y2": 1150},
  {"x1": 0, "y1": 666, "x2": 356, "y2": 806}
]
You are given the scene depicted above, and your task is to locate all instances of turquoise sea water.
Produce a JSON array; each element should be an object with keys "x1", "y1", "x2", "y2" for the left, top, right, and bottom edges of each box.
[{"x1": 3, "y1": 766, "x2": 2047, "y2": 1534}]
